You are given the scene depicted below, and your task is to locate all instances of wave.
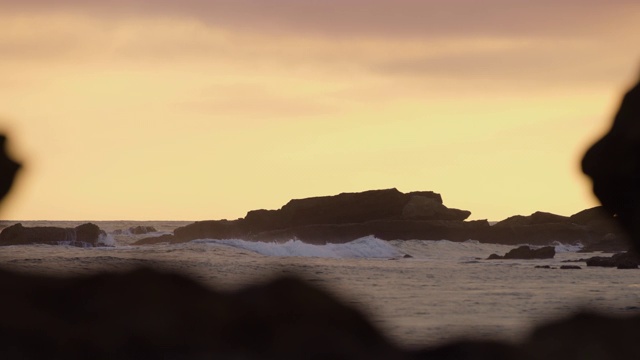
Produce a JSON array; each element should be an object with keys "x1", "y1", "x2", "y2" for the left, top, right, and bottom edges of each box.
[
  {"x1": 192, "y1": 236, "x2": 405, "y2": 259},
  {"x1": 551, "y1": 241, "x2": 583, "y2": 253}
]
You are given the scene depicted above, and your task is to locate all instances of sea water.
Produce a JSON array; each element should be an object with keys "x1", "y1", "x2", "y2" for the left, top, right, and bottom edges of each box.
[{"x1": 1, "y1": 220, "x2": 639, "y2": 348}]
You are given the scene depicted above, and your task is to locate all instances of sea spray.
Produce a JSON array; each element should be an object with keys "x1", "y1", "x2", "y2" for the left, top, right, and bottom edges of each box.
[{"x1": 192, "y1": 236, "x2": 405, "y2": 259}]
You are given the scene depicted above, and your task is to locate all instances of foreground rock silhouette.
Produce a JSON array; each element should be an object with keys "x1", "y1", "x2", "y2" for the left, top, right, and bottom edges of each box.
[{"x1": 1, "y1": 73, "x2": 640, "y2": 359}]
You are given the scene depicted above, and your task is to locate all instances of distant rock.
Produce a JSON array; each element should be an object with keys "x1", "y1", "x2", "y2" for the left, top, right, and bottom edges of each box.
[
  {"x1": 494, "y1": 211, "x2": 570, "y2": 227},
  {"x1": 130, "y1": 225, "x2": 157, "y2": 234},
  {"x1": 114, "y1": 226, "x2": 158, "y2": 235},
  {"x1": 579, "y1": 233, "x2": 630, "y2": 253},
  {"x1": 133, "y1": 234, "x2": 175, "y2": 245},
  {"x1": 585, "y1": 252, "x2": 640, "y2": 269},
  {"x1": 173, "y1": 189, "x2": 474, "y2": 244},
  {"x1": 487, "y1": 208, "x2": 629, "y2": 248},
  {"x1": 0, "y1": 223, "x2": 106, "y2": 247},
  {"x1": 487, "y1": 246, "x2": 555, "y2": 260},
  {"x1": 535, "y1": 265, "x2": 552, "y2": 269},
  {"x1": 168, "y1": 189, "x2": 632, "y2": 247},
  {"x1": 560, "y1": 265, "x2": 581, "y2": 270}
]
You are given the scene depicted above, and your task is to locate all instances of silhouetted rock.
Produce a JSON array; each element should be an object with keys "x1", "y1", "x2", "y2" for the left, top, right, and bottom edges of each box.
[
  {"x1": 0, "y1": 223, "x2": 106, "y2": 247},
  {"x1": 133, "y1": 234, "x2": 176, "y2": 245},
  {"x1": 174, "y1": 189, "x2": 474, "y2": 243},
  {"x1": 524, "y1": 312, "x2": 640, "y2": 360},
  {"x1": 494, "y1": 211, "x2": 570, "y2": 227},
  {"x1": 172, "y1": 189, "x2": 619, "y2": 246},
  {"x1": 579, "y1": 233, "x2": 630, "y2": 253},
  {"x1": 583, "y1": 78, "x2": 640, "y2": 249},
  {"x1": 0, "y1": 267, "x2": 406, "y2": 360},
  {"x1": 560, "y1": 265, "x2": 581, "y2": 270},
  {"x1": 585, "y1": 251, "x2": 640, "y2": 269},
  {"x1": 0, "y1": 135, "x2": 20, "y2": 204},
  {"x1": 487, "y1": 245, "x2": 555, "y2": 260}
]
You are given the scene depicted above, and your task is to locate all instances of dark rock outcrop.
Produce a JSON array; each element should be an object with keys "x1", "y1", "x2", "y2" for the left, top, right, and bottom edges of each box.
[
  {"x1": 169, "y1": 189, "x2": 476, "y2": 244},
  {"x1": 0, "y1": 223, "x2": 106, "y2": 247},
  {"x1": 487, "y1": 245, "x2": 555, "y2": 260},
  {"x1": 486, "y1": 207, "x2": 629, "y2": 249},
  {"x1": 165, "y1": 189, "x2": 623, "y2": 247},
  {"x1": 585, "y1": 251, "x2": 640, "y2": 269},
  {"x1": 494, "y1": 211, "x2": 570, "y2": 227}
]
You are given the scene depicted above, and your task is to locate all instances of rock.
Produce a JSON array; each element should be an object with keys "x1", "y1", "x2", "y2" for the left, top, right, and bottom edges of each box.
[
  {"x1": 494, "y1": 211, "x2": 571, "y2": 227},
  {"x1": 0, "y1": 267, "x2": 406, "y2": 360},
  {"x1": 560, "y1": 265, "x2": 581, "y2": 270},
  {"x1": 174, "y1": 189, "x2": 473, "y2": 243},
  {"x1": 582, "y1": 78, "x2": 640, "y2": 249},
  {"x1": 579, "y1": 233, "x2": 630, "y2": 253},
  {"x1": 524, "y1": 312, "x2": 640, "y2": 359},
  {"x1": 503, "y1": 245, "x2": 555, "y2": 259},
  {"x1": 535, "y1": 265, "x2": 551, "y2": 269},
  {"x1": 0, "y1": 135, "x2": 20, "y2": 204},
  {"x1": 586, "y1": 251, "x2": 640, "y2": 268},
  {"x1": 133, "y1": 234, "x2": 176, "y2": 245},
  {"x1": 129, "y1": 226, "x2": 157, "y2": 234},
  {"x1": 0, "y1": 223, "x2": 105, "y2": 247},
  {"x1": 401, "y1": 195, "x2": 471, "y2": 221},
  {"x1": 487, "y1": 246, "x2": 555, "y2": 260}
]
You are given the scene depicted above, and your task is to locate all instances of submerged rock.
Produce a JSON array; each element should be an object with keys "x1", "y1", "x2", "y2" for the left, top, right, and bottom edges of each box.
[{"x1": 560, "y1": 265, "x2": 581, "y2": 270}]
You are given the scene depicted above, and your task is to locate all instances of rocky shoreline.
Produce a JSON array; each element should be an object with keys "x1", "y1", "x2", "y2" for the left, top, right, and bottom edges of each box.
[{"x1": 0, "y1": 188, "x2": 630, "y2": 251}]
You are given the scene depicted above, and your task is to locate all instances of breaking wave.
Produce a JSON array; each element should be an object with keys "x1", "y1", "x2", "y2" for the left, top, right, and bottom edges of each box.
[
  {"x1": 552, "y1": 241, "x2": 583, "y2": 253},
  {"x1": 192, "y1": 236, "x2": 405, "y2": 259}
]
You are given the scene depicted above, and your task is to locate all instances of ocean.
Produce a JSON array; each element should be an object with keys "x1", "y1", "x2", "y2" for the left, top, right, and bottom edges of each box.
[{"x1": 1, "y1": 220, "x2": 639, "y2": 349}]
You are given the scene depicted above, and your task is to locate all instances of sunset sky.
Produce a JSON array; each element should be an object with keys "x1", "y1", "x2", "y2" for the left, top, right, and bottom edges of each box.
[{"x1": 1, "y1": 0, "x2": 639, "y2": 221}]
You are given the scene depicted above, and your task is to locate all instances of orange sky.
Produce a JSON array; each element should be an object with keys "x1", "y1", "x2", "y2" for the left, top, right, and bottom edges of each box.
[{"x1": 1, "y1": 0, "x2": 639, "y2": 221}]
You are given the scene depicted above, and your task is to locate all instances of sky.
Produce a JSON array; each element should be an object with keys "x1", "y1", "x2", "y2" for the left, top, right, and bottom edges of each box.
[{"x1": 1, "y1": 0, "x2": 639, "y2": 221}]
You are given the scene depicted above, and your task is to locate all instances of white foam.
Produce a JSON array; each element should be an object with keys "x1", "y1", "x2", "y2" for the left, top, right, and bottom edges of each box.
[
  {"x1": 552, "y1": 241, "x2": 583, "y2": 253},
  {"x1": 97, "y1": 233, "x2": 116, "y2": 247},
  {"x1": 192, "y1": 236, "x2": 404, "y2": 259}
]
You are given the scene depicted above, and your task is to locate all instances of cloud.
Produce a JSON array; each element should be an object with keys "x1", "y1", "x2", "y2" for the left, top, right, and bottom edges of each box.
[{"x1": 2, "y1": 0, "x2": 639, "y2": 39}]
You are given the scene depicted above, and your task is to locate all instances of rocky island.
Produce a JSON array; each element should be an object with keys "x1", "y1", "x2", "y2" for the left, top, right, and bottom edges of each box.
[{"x1": 132, "y1": 188, "x2": 627, "y2": 249}]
